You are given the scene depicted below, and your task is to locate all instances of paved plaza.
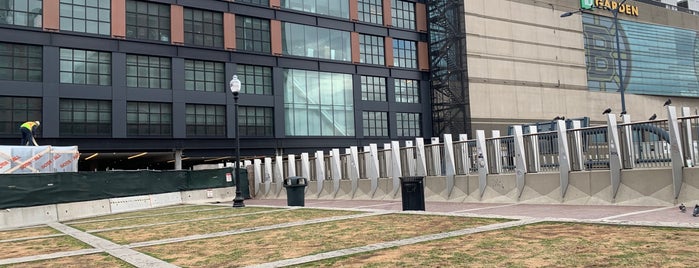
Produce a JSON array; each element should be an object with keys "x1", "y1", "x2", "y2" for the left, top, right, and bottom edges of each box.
[{"x1": 2, "y1": 199, "x2": 699, "y2": 267}]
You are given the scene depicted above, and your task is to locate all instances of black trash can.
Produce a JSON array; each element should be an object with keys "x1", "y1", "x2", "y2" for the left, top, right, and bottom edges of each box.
[
  {"x1": 400, "y1": 176, "x2": 425, "y2": 211},
  {"x1": 283, "y1": 176, "x2": 307, "y2": 206}
]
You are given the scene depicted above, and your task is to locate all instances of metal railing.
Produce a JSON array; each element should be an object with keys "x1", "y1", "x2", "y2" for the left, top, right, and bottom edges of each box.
[{"x1": 251, "y1": 107, "x2": 694, "y2": 186}]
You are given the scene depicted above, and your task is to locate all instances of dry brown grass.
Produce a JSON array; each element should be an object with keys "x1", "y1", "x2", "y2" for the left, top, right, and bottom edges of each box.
[
  {"x1": 0, "y1": 236, "x2": 91, "y2": 259},
  {"x1": 137, "y1": 213, "x2": 505, "y2": 267},
  {"x1": 3, "y1": 253, "x2": 132, "y2": 268},
  {"x1": 300, "y1": 222, "x2": 699, "y2": 267},
  {"x1": 0, "y1": 227, "x2": 60, "y2": 241}
]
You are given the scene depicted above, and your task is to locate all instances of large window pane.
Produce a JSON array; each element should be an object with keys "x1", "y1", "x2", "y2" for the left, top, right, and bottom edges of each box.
[
  {"x1": 60, "y1": 0, "x2": 110, "y2": 35},
  {"x1": 283, "y1": 68, "x2": 354, "y2": 136}
]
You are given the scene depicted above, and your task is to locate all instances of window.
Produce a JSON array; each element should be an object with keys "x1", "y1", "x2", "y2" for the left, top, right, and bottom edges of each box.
[
  {"x1": 358, "y1": 0, "x2": 382, "y2": 25},
  {"x1": 59, "y1": 0, "x2": 111, "y2": 35},
  {"x1": 236, "y1": 15, "x2": 270, "y2": 53},
  {"x1": 127, "y1": 101, "x2": 172, "y2": 136},
  {"x1": 363, "y1": 111, "x2": 387, "y2": 137},
  {"x1": 239, "y1": 106, "x2": 273, "y2": 137},
  {"x1": 184, "y1": 7, "x2": 223, "y2": 48},
  {"x1": 284, "y1": 69, "x2": 354, "y2": 136},
  {"x1": 393, "y1": 39, "x2": 416, "y2": 69},
  {"x1": 0, "y1": 0, "x2": 42, "y2": 27},
  {"x1": 391, "y1": 0, "x2": 414, "y2": 30},
  {"x1": 236, "y1": 0, "x2": 269, "y2": 6},
  {"x1": 59, "y1": 48, "x2": 111, "y2": 85},
  {"x1": 125, "y1": 0, "x2": 170, "y2": 42},
  {"x1": 238, "y1": 64, "x2": 272, "y2": 95},
  {"x1": 396, "y1": 112, "x2": 420, "y2": 137},
  {"x1": 361, "y1": 75, "x2": 386, "y2": 101},
  {"x1": 185, "y1": 104, "x2": 225, "y2": 137},
  {"x1": 126, "y1": 54, "x2": 171, "y2": 89},
  {"x1": 583, "y1": 13, "x2": 699, "y2": 97},
  {"x1": 0, "y1": 42, "x2": 42, "y2": 82},
  {"x1": 281, "y1": 0, "x2": 349, "y2": 19},
  {"x1": 0, "y1": 96, "x2": 41, "y2": 136},
  {"x1": 359, "y1": 34, "x2": 384, "y2": 65},
  {"x1": 395, "y1": 78, "x2": 419, "y2": 103},
  {"x1": 282, "y1": 22, "x2": 351, "y2": 61},
  {"x1": 59, "y1": 98, "x2": 111, "y2": 136},
  {"x1": 184, "y1": 59, "x2": 224, "y2": 92}
]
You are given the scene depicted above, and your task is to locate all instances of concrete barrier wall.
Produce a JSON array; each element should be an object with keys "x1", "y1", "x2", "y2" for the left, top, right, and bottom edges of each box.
[
  {"x1": 0, "y1": 187, "x2": 236, "y2": 230},
  {"x1": 257, "y1": 167, "x2": 699, "y2": 207}
]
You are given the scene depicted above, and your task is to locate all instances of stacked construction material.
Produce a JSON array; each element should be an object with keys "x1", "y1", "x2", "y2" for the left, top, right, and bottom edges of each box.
[{"x1": 0, "y1": 145, "x2": 79, "y2": 174}]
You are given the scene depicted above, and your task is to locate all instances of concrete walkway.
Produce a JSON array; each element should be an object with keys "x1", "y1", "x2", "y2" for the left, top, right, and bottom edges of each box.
[{"x1": 2, "y1": 199, "x2": 698, "y2": 267}]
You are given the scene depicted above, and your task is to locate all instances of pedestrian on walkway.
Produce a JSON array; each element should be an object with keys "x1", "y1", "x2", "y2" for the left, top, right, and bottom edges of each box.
[{"x1": 20, "y1": 121, "x2": 40, "y2": 146}]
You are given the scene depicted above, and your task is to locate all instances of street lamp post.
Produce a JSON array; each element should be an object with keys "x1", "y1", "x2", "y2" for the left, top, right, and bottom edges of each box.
[
  {"x1": 561, "y1": 0, "x2": 628, "y2": 114},
  {"x1": 230, "y1": 75, "x2": 245, "y2": 208}
]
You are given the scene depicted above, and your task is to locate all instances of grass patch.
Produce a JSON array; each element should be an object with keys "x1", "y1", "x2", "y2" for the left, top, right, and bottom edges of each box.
[
  {"x1": 67, "y1": 206, "x2": 280, "y2": 231},
  {"x1": 3, "y1": 253, "x2": 133, "y2": 268},
  {"x1": 137, "y1": 213, "x2": 505, "y2": 267},
  {"x1": 0, "y1": 226, "x2": 59, "y2": 241},
  {"x1": 96, "y1": 208, "x2": 363, "y2": 244},
  {"x1": 297, "y1": 222, "x2": 699, "y2": 267},
  {"x1": 0, "y1": 236, "x2": 91, "y2": 259},
  {"x1": 62, "y1": 204, "x2": 222, "y2": 224}
]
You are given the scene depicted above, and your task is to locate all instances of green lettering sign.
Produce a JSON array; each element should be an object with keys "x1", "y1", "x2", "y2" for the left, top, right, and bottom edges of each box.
[{"x1": 581, "y1": 0, "x2": 594, "y2": 9}]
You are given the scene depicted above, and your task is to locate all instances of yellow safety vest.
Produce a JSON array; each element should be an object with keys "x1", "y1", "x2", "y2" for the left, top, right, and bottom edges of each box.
[{"x1": 20, "y1": 121, "x2": 38, "y2": 131}]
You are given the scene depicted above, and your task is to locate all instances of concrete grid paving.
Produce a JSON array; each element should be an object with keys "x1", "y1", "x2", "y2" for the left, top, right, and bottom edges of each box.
[{"x1": 2, "y1": 199, "x2": 699, "y2": 267}]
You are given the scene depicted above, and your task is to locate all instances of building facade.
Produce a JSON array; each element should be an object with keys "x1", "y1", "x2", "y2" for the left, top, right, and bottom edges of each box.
[
  {"x1": 454, "y1": 0, "x2": 699, "y2": 135},
  {"x1": 0, "y1": 0, "x2": 431, "y2": 169},
  {"x1": 2, "y1": 0, "x2": 699, "y2": 170}
]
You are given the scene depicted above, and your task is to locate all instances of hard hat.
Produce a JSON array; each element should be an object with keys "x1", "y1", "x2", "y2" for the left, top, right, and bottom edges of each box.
[{"x1": 34, "y1": 121, "x2": 40, "y2": 126}]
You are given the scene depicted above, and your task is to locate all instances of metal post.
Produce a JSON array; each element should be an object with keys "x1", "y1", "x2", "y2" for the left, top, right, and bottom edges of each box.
[
  {"x1": 230, "y1": 75, "x2": 245, "y2": 208},
  {"x1": 232, "y1": 92, "x2": 245, "y2": 207},
  {"x1": 613, "y1": 2, "x2": 626, "y2": 114}
]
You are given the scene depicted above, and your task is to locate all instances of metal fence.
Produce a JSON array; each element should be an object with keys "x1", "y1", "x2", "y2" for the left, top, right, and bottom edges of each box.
[{"x1": 252, "y1": 107, "x2": 694, "y2": 184}]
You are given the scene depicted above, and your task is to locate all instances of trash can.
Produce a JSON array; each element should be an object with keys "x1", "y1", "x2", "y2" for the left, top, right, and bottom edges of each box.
[
  {"x1": 283, "y1": 176, "x2": 307, "y2": 206},
  {"x1": 400, "y1": 176, "x2": 425, "y2": 211}
]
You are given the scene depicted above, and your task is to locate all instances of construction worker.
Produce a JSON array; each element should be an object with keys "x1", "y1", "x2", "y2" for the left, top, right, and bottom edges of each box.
[{"x1": 20, "y1": 121, "x2": 40, "y2": 146}]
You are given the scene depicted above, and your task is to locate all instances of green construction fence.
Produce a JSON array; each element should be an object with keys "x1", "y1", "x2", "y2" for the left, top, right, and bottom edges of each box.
[{"x1": 0, "y1": 168, "x2": 247, "y2": 209}]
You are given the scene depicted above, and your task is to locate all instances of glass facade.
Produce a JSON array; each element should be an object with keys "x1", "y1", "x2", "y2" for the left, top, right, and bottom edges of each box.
[
  {"x1": 393, "y1": 39, "x2": 416, "y2": 69},
  {"x1": 238, "y1": 64, "x2": 273, "y2": 95},
  {"x1": 239, "y1": 106, "x2": 273, "y2": 137},
  {"x1": 357, "y1": 0, "x2": 382, "y2": 25},
  {"x1": 185, "y1": 104, "x2": 225, "y2": 137},
  {"x1": 359, "y1": 34, "x2": 385, "y2": 65},
  {"x1": 126, "y1": 54, "x2": 171, "y2": 89},
  {"x1": 281, "y1": 0, "x2": 349, "y2": 19},
  {"x1": 361, "y1": 75, "x2": 386, "y2": 101},
  {"x1": 281, "y1": 22, "x2": 351, "y2": 62},
  {"x1": 59, "y1": 98, "x2": 111, "y2": 136},
  {"x1": 0, "y1": 96, "x2": 41, "y2": 136},
  {"x1": 125, "y1": 0, "x2": 170, "y2": 42},
  {"x1": 583, "y1": 13, "x2": 699, "y2": 97},
  {"x1": 395, "y1": 78, "x2": 418, "y2": 103},
  {"x1": 127, "y1": 101, "x2": 172, "y2": 136},
  {"x1": 0, "y1": 0, "x2": 42, "y2": 27},
  {"x1": 396, "y1": 112, "x2": 420, "y2": 137},
  {"x1": 284, "y1": 69, "x2": 354, "y2": 136},
  {"x1": 391, "y1": 0, "x2": 415, "y2": 30},
  {"x1": 183, "y1": 7, "x2": 223, "y2": 48},
  {"x1": 362, "y1": 111, "x2": 387, "y2": 137},
  {"x1": 236, "y1": 15, "x2": 271, "y2": 54},
  {"x1": 59, "y1": 48, "x2": 111, "y2": 85},
  {"x1": 184, "y1": 59, "x2": 224, "y2": 92},
  {"x1": 0, "y1": 42, "x2": 42, "y2": 82},
  {"x1": 59, "y1": 0, "x2": 111, "y2": 35}
]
